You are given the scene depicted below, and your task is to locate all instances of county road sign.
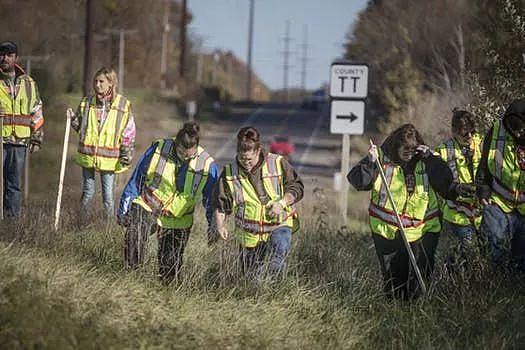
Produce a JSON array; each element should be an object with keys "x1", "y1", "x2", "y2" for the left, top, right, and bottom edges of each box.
[
  {"x1": 329, "y1": 63, "x2": 368, "y2": 99},
  {"x1": 330, "y1": 100, "x2": 365, "y2": 134}
]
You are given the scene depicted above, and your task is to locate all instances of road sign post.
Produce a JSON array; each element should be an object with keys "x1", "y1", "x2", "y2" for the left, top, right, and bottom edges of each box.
[{"x1": 329, "y1": 62, "x2": 368, "y2": 221}]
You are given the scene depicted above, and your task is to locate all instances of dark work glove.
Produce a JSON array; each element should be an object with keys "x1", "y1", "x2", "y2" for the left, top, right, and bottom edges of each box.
[
  {"x1": 119, "y1": 145, "x2": 133, "y2": 166},
  {"x1": 415, "y1": 144, "x2": 431, "y2": 159},
  {"x1": 119, "y1": 154, "x2": 131, "y2": 166},
  {"x1": 455, "y1": 183, "x2": 477, "y2": 198}
]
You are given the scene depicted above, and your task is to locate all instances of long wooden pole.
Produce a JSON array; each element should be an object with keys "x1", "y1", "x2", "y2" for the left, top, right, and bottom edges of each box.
[
  {"x1": 370, "y1": 140, "x2": 427, "y2": 295},
  {"x1": 54, "y1": 116, "x2": 71, "y2": 230}
]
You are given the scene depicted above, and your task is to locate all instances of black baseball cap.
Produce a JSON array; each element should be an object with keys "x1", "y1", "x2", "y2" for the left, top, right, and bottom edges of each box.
[{"x1": 0, "y1": 41, "x2": 17, "y2": 55}]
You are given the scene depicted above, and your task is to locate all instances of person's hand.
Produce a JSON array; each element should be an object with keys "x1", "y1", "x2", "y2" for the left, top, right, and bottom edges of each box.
[
  {"x1": 217, "y1": 226, "x2": 229, "y2": 241},
  {"x1": 119, "y1": 154, "x2": 131, "y2": 166},
  {"x1": 29, "y1": 143, "x2": 41, "y2": 154},
  {"x1": 368, "y1": 143, "x2": 379, "y2": 163},
  {"x1": 267, "y1": 200, "x2": 284, "y2": 219},
  {"x1": 455, "y1": 183, "x2": 477, "y2": 198},
  {"x1": 415, "y1": 144, "x2": 431, "y2": 159},
  {"x1": 66, "y1": 108, "x2": 75, "y2": 120},
  {"x1": 481, "y1": 198, "x2": 491, "y2": 207}
]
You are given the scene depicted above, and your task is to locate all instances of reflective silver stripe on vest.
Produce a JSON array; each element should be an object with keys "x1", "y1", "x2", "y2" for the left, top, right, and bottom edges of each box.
[
  {"x1": 112, "y1": 96, "x2": 128, "y2": 147},
  {"x1": 235, "y1": 217, "x2": 282, "y2": 234},
  {"x1": 494, "y1": 122, "x2": 506, "y2": 180},
  {"x1": 444, "y1": 139, "x2": 459, "y2": 181},
  {"x1": 23, "y1": 79, "x2": 32, "y2": 112},
  {"x1": 369, "y1": 202, "x2": 439, "y2": 228},
  {"x1": 150, "y1": 140, "x2": 174, "y2": 189},
  {"x1": 230, "y1": 163, "x2": 245, "y2": 212},
  {"x1": 266, "y1": 154, "x2": 281, "y2": 196},
  {"x1": 77, "y1": 144, "x2": 119, "y2": 158},
  {"x1": 379, "y1": 164, "x2": 394, "y2": 208},
  {"x1": 445, "y1": 199, "x2": 479, "y2": 218},
  {"x1": 79, "y1": 96, "x2": 92, "y2": 143},
  {"x1": 491, "y1": 178, "x2": 525, "y2": 203},
  {"x1": 191, "y1": 150, "x2": 211, "y2": 195},
  {"x1": 0, "y1": 114, "x2": 31, "y2": 126}
]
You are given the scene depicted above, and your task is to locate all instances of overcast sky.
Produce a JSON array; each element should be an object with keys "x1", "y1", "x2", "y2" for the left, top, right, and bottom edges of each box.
[{"x1": 188, "y1": 0, "x2": 368, "y2": 91}]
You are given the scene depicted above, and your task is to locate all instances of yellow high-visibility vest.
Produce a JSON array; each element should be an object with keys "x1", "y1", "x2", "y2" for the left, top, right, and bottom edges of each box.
[
  {"x1": 74, "y1": 94, "x2": 131, "y2": 172},
  {"x1": 487, "y1": 120, "x2": 525, "y2": 215},
  {"x1": 436, "y1": 133, "x2": 483, "y2": 227},
  {"x1": 134, "y1": 139, "x2": 214, "y2": 229},
  {"x1": 224, "y1": 153, "x2": 299, "y2": 248},
  {"x1": 369, "y1": 152, "x2": 441, "y2": 242},
  {"x1": 0, "y1": 75, "x2": 40, "y2": 139}
]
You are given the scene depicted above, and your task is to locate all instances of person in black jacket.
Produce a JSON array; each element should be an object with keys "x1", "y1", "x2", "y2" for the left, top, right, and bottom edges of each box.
[{"x1": 348, "y1": 124, "x2": 458, "y2": 299}]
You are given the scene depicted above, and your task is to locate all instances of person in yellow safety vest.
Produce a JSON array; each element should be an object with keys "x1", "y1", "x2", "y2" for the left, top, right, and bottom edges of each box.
[
  {"x1": 435, "y1": 109, "x2": 483, "y2": 265},
  {"x1": 348, "y1": 124, "x2": 458, "y2": 300},
  {"x1": 213, "y1": 126, "x2": 304, "y2": 279},
  {"x1": 0, "y1": 41, "x2": 44, "y2": 218},
  {"x1": 117, "y1": 122, "x2": 219, "y2": 284},
  {"x1": 476, "y1": 98, "x2": 525, "y2": 272},
  {"x1": 66, "y1": 67, "x2": 136, "y2": 219}
]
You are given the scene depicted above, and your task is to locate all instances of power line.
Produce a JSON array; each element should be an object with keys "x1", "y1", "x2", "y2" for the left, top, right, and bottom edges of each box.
[
  {"x1": 280, "y1": 20, "x2": 293, "y2": 102},
  {"x1": 246, "y1": 0, "x2": 255, "y2": 101},
  {"x1": 299, "y1": 25, "x2": 309, "y2": 92}
]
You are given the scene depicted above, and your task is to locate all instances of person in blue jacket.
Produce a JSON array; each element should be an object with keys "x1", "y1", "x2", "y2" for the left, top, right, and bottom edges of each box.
[{"x1": 117, "y1": 122, "x2": 218, "y2": 283}]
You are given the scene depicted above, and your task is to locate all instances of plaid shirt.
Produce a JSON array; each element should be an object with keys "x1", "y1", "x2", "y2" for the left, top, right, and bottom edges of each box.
[{"x1": 1, "y1": 67, "x2": 44, "y2": 147}]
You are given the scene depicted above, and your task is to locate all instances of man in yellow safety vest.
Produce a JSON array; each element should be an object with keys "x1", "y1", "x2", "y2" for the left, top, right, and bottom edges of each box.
[
  {"x1": 213, "y1": 126, "x2": 304, "y2": 279},
  {"x1": 0, "y1": 41, "x2": 44, "y2": 218}
]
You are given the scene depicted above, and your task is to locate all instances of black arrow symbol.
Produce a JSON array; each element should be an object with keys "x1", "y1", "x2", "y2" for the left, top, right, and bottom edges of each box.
[{"x1": 336, "y1": 113, "x2": 358, "y2": 122}]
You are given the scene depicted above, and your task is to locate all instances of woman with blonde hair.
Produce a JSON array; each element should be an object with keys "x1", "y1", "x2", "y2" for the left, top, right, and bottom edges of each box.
[{"x1": 66, "y1": 67, "x2": 136, "y2": 220}]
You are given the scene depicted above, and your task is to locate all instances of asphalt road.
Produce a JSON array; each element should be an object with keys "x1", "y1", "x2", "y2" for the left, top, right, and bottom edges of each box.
[{"x1": 200, "y1": 103, "x2": 342, "y2": 189}]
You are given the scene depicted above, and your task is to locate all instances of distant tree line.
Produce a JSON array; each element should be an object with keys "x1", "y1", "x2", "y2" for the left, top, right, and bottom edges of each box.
[{"x1": 344, "y1": 0, "x2": 524, "y2": 136}]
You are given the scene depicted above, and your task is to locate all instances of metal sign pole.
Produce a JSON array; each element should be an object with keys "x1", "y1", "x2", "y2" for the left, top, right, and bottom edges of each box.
[{"x1": 339, "y1": 134, "x2": 350, "y2": 219}]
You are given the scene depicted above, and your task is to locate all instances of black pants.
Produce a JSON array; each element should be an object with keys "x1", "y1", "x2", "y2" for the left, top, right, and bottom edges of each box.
[
  {"x1": 373, "y1": 231, "x2": 439, "y2": 300},
  {"x1": 124, "y1": 204, "x2": 191, "y2": 283}
]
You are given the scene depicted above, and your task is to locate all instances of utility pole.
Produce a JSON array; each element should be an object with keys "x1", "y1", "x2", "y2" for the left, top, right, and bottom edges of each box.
[
  {"x1": 20, "y1": 55, "x2": 49, "y2": 204},
  {"x1": 179, "y1": 0, "x2": 188, "y2": 78},
  {"x1": 106, "y1": 29, "x2": 137, "y2": 93},
  {"x1": 83, "y1": 0, "x2": 94, "y2": 96},
  {"x1": 300, "y1": 25, "x2": 309, "y2": 93},
  {"x1": 246, "y1": 0, "x2": 255, "y2": 101},
  {"x1": 160, "y1": 0, "x2": 171, "y2": 89},
  {"x1": 281, "y1": 20, "x2": 293, "y2": 103}
]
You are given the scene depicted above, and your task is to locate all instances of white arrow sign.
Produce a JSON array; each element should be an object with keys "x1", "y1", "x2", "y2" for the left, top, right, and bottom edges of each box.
[
  {"x1": 330, "y1": 100, "x2": 365, "y2": 135},
  {"x1": 329, "y1": 64, "x2": 368, "y2": 99}
]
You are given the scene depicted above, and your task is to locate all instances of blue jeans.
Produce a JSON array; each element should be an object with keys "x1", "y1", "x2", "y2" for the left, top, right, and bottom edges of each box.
[
  {"x1": 482, "y1": 204, "x2": 525, "y2": 271},
  {"x1": 81, "y1": 167, "x2": 115, "y2": 215},
  {"x1": 240, "y1": 226, "x2": 292, "y2": 278},
  {"x1": 2, "y1": 144, "x2": 26, "y2": 217}
]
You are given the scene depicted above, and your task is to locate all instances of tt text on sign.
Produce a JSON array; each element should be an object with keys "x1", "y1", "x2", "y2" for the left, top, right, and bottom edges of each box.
[{"x1": 330, "y1": 64, "x2": 368, "y2": 99}]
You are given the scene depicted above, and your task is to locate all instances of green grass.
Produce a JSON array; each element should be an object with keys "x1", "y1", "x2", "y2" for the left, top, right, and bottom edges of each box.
[
  {"x1": 1, "y1": 201, "x2": 525, "y2": 349},
  {"x1": 4, "y1": 90, "x2": 525, "y2": 348}
]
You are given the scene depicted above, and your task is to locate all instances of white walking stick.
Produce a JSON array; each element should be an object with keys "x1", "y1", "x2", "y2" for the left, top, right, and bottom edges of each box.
[
  {"x1": 54, "y1": 115, "x2": 71, "y2": 230},
  {"x1": 370, "y1": 140, "x2": 427, "y2": 296}
]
